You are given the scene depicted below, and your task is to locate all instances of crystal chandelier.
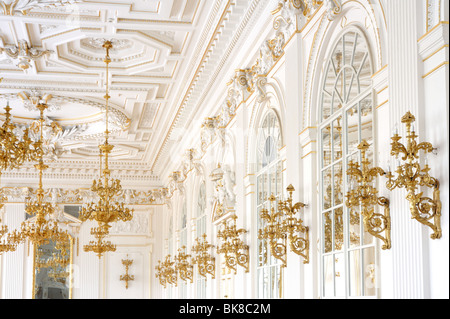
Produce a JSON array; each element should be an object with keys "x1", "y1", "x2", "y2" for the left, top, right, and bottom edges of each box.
[
  {"x1": 79, "y1": 40, "x2": 133, "y2": 257},
  {"x1": 8, "y1": 103, "x2": 69, "y2": 247}
]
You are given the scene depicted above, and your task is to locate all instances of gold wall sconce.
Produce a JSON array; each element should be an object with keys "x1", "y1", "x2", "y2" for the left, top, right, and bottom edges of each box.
[
  {"x1": 192, "y1": 234, "x2": 216, "y2": 279},
  {"x1": 174, "y1": 246, "x2": 194, "y2": 284},
  {"x1": 386, "y1": 112, "x2": 441, "y2": 239},
  {"x1": 217, "y1": 215, "x2": 249, "y2": 274},
  {"x1": 259, "y1": 185, "x2": 309, "y2": 267},
  {"x1": 258, "y1": 194, "x2": 288, "y2": 267},
  {"x1": 346, "y1": 140, "x2": 391, "y2": 250},
  {"x1": 120, "y1": 255, "x2": 135, "y2": 289},
  {"x1": 155, "y1": 255, "x2": 177, "y2": 288},
  {"x1": 279, "y1": 185, "x2": 309, "y2": 264}
]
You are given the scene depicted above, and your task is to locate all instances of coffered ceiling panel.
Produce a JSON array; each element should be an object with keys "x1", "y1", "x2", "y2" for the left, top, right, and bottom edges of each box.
[{"x1": 0, "y1": 0, "x2": 268, "y2": 188}]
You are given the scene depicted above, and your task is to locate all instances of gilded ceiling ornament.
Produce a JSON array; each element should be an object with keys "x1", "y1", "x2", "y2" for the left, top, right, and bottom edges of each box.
[
  {"x1": 0, "y1": 0, "x2": 81, "y2": 15},
  {"x1": 0, "y1": 40, "x2": 52, "y2": 70}
]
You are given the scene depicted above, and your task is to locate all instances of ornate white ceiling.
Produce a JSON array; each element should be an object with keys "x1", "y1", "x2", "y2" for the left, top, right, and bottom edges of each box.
[{"x1": 0, "y1": 0, "x2": 273, "y2": 188}]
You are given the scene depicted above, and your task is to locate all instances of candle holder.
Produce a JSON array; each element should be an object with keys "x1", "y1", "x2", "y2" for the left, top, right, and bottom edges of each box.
[
  {"x1": 346, "y1": 140, "x2": 391, "y2": 249},
  {"x1": 217, "y1": 215, "x2": 249, "y2": 274},
  {"x1": 174, "y1": 246, "x2": 194, "y2": 283},
  {"x1": 192, "y1": 234, "x2": 216, "y2": 279},
  {"x1": 258, "y1": 185, "x2": 309, "y2": 267},
  {"x1": 155, "y1": 255, "x2": 177, "y2": 288},
  {"x1": 120, "y1": 255, "x2": 135, "y2": 289},
  {"x1": 258, "y1": 194, "x2": 287, "y2": 267},
  {"x1": 386, "y1": 112, "x2": 441, "y2": 239},
  {"x1": 279, "y1": 185, "x2": 309, "y2": 264}
]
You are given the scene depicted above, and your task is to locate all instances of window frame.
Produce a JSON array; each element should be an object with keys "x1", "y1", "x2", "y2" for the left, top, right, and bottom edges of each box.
[
  {"x1": 318, "y1": 27, "x2": 378, "y2": 299},
  {"x1": 255, "y1": 110, "x2": 284, "y2": 299}
]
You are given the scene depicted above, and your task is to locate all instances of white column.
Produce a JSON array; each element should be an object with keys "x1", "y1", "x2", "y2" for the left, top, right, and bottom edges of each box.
[
  {"x1": 284, "y1": 32, "x2": 304, "y2": 299},
  {"x1": 418, "y1": 9, "x2": 449, "y2": 299},
  {"x1": 1, "y1": 204, "x2": 26, "y2": 299},
  {"x1": 385, "y1": 0, "x2": 425, "y2": 299}
]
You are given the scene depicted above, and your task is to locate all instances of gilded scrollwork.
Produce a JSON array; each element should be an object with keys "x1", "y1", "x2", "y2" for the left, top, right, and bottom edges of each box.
[
  {"x1": 346, "y1": 140, "x2": 391, "y2": 250},
  {"x1": 386, "y1": 112, "x2": 441, "y2": 239}
]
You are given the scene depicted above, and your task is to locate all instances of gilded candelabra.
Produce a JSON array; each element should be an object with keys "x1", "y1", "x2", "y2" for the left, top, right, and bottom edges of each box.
[
  {"x1": 192, "y1": 233, "x2": 216, "y2": 279},
  {"x1": 155, "y1": 255, "x2": 178, "y2": 288},
  {"x1": 217, "y1": 215, "x2": 249, "y2": 274},
  {"x1": 80, "y1": 40, "x2": 133, "y2": 255},
  {"x1": 0, "y1": 219, "x2": 17, "y2": 254},
  {"x1": 120, "y1": 255, "x2": 135, "y2": 289},
  {"x1": 83, "y1": 226, "x2": 116, "y2": 258},
  {"x1": 386, "y1": 112, "x2": 441, "y2": 239},
  {"x1": 278, "y1": 185, "x2": 309, "y2": 264},
  {"x1": 1, "y1": 101, "x2": 43, "y2": 172},
  {"x1": 174, "y1": 246, "x2": 194, "y2": 283},
  {"x1": 346, "y1": 140, "x2": 391, "y2": 250},
  {"x1": 258, "y1": 194, "x2": 288, "y2": 267}
]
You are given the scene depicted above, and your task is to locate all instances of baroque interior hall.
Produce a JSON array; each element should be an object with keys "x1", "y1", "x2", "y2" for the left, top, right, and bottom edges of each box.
[{"x1": 0, "y1": 0, "x2": 448, "y2": 300}]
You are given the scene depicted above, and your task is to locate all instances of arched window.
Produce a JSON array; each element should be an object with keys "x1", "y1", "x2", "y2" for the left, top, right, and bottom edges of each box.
[
  {"x1": 196, "y1": 182, "x2": 207, "y2": 298},
  {"x1": 256, "y1": 111, "x2": 283, "y2": 298},
  {"x1": 319, "y1": 28, "x2": 376, "y2": 298}
]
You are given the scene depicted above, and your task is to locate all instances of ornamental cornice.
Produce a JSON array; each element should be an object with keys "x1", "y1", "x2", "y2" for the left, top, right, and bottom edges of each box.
[{"x1": 150, "y1": 0, "x2": 342, "y2": 204}]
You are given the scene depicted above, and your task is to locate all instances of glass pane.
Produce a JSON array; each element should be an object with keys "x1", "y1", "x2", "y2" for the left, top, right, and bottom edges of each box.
[
  {"x1": 257, "y1": 175, "x2": 264, "y2": 205},
  {"x1": 333, "y1": 79, "x2": 344, "y2": 115},
  {"x1": 363, "y1": 247, "x2": 376, "y2": 296},
  {"x1": 276, "y1": 160, "x2": 283, "y2": 194},
  {"x1": 333, "y1": 163, "x2": 343, "y2": 206},
  {"x1": 323, "y1": 212, "x2": 333, "y2": 253},
  {"x1": 262, "y1": 173, "x2": 268, "y2": 202},
  {"x1": 270, "y1": 165, "x2": 276, "y2": 196},
  {"x1": 334, "y1": 208, "x2": 344, "y2": 251},
  {"x1": 360, "y1": 95, "x2": 373, "y2": 144},
  {"x1": 322, "y1": 125, "x2": 331, "y2": 167},
  {"x1": 323, "y1": 255, "x2": 334, "y2": 297},
  {"x1": 349, "y1": 249, "x2": 362, "y2": 297},
  {"x1": 359, "y1": 53, "x2": 372, "y2": 91},
  {"x1": 345, "y1": 68, "x2": 358, "y2": 103},
  {"x1": 349, "y1": 208, "x2": 361, "y2": 248},
  {"x1": 346, "y1": 104, "x2": 359, "y2": 155},
  {"x1": 322, "y1": 167, "x2": 332, "y2": 210},
  {"x1": 335, "y1": 253, "x2": 345, "y2": 297},
  {"x1": 333, "y1": 116, "x2": 343, "y2": 161}
]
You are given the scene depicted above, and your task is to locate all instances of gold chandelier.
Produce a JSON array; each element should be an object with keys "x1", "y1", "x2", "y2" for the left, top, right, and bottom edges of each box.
[
  {"x1": 1, "y1": 101, "x2": 43, "y2": 172},
  {"x1": 80, "y1": 40, "x2": 133, "y2": 257},
  {"x1": 8, "y1": 103, "x2": 69, "y2": 247},
  {"x1": 83, "y1": 226, "x2": 116, "y2": 258},
  {"x1": 0, "y1": 220, "x2": 17, "y2": 254}
]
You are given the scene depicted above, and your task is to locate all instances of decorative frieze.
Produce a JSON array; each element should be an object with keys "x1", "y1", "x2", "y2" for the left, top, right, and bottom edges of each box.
[{"x1": 2, "y1": 187, "x2": 159, "y2": 205}]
